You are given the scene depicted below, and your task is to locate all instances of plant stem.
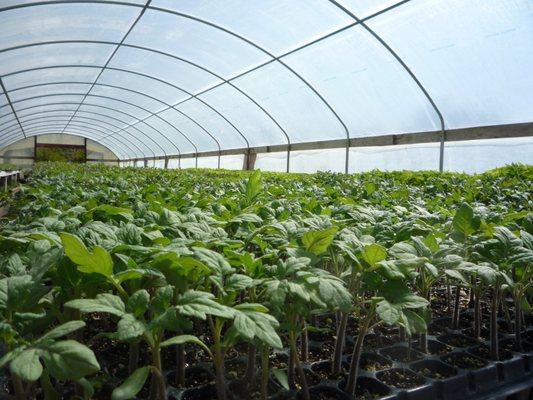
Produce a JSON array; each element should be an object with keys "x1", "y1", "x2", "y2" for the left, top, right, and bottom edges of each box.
[
  {"x1": 288, "y1": 340, "x2": 295, "y2": 389},
  {"x1": 452, "y1": 285, "x2": 461, "y2": 329},
  {"x1": 399, "y1": 325, "x2": 405, "y2": 342},
  {"x1": 490, "y1": 285, "x2": 499, "y2": 361},
  {"x1": 446, "y1": 281, "x2": 451, "y2": 311},
  {"x1": 332, "y1": 311, "x2": 348, "y2": 375},
  {"x1": 11, "y1": 372, "x2": 25, "y2": 400},
  {"x1": 175, "y1": 344, "x2": 185, "y2": 387},
  {"x1": 300, "y1": 319, "x2": 308, "y2": 363},
  {"x1": 474, "y1": 290, "x2": 481, "y2": 339},
  {"x1": 212, "y1": 319, "x2": 227, "y2": 400},
  {"x1": 290, "y1": 332, "x2": 309, "y2": 400},
  {"x1": 260, "y1": 346, "x2": 269, "y2": 400},
  {"x1": 151, "y1": 344, "x2": 166, "y2": 400},
  {"x1": 346, "y1": 314, "x2": 371, "y2": 396},
  {"x1": 245, "y1": 343, "x2": 256, "y2": 383},
  {"x1": 514, "y1": 292, "x2": 522, "y2": 351}
]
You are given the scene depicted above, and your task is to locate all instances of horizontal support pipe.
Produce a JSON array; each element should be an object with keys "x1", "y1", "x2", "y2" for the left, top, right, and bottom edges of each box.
[{"x1": 120, "y1": 122, "x2": 533, "y2": 162}]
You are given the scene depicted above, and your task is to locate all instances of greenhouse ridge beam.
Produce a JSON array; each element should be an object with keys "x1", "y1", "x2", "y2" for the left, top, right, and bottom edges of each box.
[
  {"x1": 0, "y1": 78, "x2": 26, "y2": 138},
  {"x1": 120, "y1": 122, "x2": 533, "y2": 163}
]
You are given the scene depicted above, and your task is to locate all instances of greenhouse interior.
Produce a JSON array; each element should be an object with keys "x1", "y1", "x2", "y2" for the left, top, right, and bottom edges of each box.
[{"x1": 0, "y1": 1, "x2": 532, "y2": 400}]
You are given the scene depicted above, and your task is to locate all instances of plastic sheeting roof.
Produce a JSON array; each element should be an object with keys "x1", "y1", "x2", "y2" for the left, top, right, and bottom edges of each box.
[{"x1": 0, "y1": 0, "x2": 532, "y2": 160}]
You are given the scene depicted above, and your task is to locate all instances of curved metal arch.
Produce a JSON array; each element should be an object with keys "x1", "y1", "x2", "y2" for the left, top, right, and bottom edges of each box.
[
  {"x1": 1, "y1": 56, "x2": 249, "y2": 152},
  {"x1": 5, "y1": 118, "x2": 119, "y2": 139},
  {"x1": 61, "y1": 0, "x2": 152, "y2": 135},
  {"x1": 12, "y1": 114, "x2": 125, "y2": 134},
  {"x1": 0, "y1": 1, "x2": 420, "y2": 172},
  {"x1": 148, "y1": 3, "x2": 350, "y2": 170},
  {"x1": 0, "y1": 41, "x2": 286, "y2": 165},
  {"x1": 0, "y1": 109, "x2": 145, "y2": 159},
  {"x1": 0, "y1": 100, "x2": 151, "y2": 154},
  {"x1": 6, "y1": 80, "x2": 221, "y2": 167},
  {"x1": 1, "y1": 92, "x2": 175, "y2": 158},
  {"x1": 2, "y1": 66, "x2": 218, "y2": 158},
  {"x1": 3, "y1": 91, "x2": 180, "y2": 157},
  {"x1": 327, "y1": 0, "x2": 446, "y2": 171},
  {"x1": 0, "y1": 78, "x2": 26, "y2": 138},
  {"x1": 0, "y1": 9, "x2": 290, "y2": 168},
  {"x1": 1, "y1": 66, "x2": 244, "y2": 159},
  {"x1": 1, "y1": 101, "x2": 162, "y2": 159}
]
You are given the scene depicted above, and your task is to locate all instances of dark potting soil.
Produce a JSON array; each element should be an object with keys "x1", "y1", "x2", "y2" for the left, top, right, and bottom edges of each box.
[
  {"x1": 309, "y1": 341, "x2": 335, "y2": 362},
  {"x1": 411, "y1": 360, "x2": 458, "y2": 380},
  {"x1": 167, "y1": 366, "x2": 215, "y2": 388},
  {"x1": 438, "y1": 333, "x2": 480, "y2": 348},
  {"x1": 467, "y1": 344, "x2": 513, "y2": 361},
  {"x1": 376, "y1": 368, "x2": 425, "y2": 389},
  {"x1": 414, "y1": 339, "x2": 453, "y2": 355},
  {"x1": 310, "y1": 360, "x2": 348, "y2": 381},
  {"x1": 499, "y1": 338, "x2": 533, "y2": 353},
  {"x1": 359, "y1": 353, "x2": 392, "y2": 372},
  {"x1": 380, "y1": 346, "x2": 424, "y2": 363},
  {"x1": 441, "y1": 352, "x2": 487, "y2": 370}
]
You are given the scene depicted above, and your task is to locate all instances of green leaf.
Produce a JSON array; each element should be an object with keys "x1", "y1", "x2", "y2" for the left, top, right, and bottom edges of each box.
[
  {"x1": 403, "y1": 310, "x2": 427, "y2": 334},
  {"x1": 445, "y1": 269, "x2": 469, "y2": 285},
  {"x1": 40, "y1": 321, "x2": 86, "y2": 341},
  {"x1": 272, "y1": 368, "x2": 289, "y2": 390},
  {"x1": 41, "y1": 340, "x2": 100, "y2": 380},
  {"x1": 160, "y1": 335, "x2": 212, "y2": 356},
  {"x1": 10, "y1": 349, "x2": 42, "y2": 381},
  {"x1": 61, "y1": 233, "x2": 113, "y2": 277},
  {"x1": 192, "y1": 247, "x2": 232, "y2": 275},
  {"x1": 116, "y1": 224, "x2": 143, "y2": 245},
  {"x1": 362, "y1": 243, "x2": 387, "y2": 267},
  {"x1": 302, "y1": 226, "x2": 338, "y2": 255},
  {"x1": 111, "y1": 366, "x2": 150, "y2": 400},
  {"x1": 245, "y1": 169, "x2": 262, "y2": 205},
  {"x1": 65, "y1": 293, "x2": 125, "y2": 317},
  {"x1": 117, "y1": 314, "x2": 145, "y2": 341},
  {"x1": 376, "y1": 300, "x2": 401, "y2": 325},
  {"x1": 77, "y1": 378, "x2": 94, "y2": 400},
  {"x1": 232, "y1": 305, "x2": 282, "y2": 349},
  {"x1": 127, "y1": 290, "x2": 150, "y2": 317},
  {"x1": 175, "y1": 290, "x2": 234, "y2": 320},
  {"x1": 452, "y1": 203, "x2": 480, "y2": 241}
]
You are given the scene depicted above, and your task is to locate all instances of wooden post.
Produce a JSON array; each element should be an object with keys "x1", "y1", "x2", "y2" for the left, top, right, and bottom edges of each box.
[{"x1": 243, "y1": 150, "x2": 257, "y2": 170}]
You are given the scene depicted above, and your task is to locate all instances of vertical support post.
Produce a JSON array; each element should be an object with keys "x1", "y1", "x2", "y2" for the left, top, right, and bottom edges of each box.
[
  {"x1": 178, "y1": 155, "x2": 181, "y2": 170},
  {"x1": 164, "y1": 157, "x2": 169, "y2": 169},
  {"x1": 33, "y1": 136, "x2": 37, "y2": 162},
  {"x1": 83, "y1": 138, "x2": 88, "y2": 163},
  {"x1": 439, "y1": 130, "x2": 445, "y2": 172},
  {"x1": 243, "y1": 150, "x2": 257, "y2": 171},
  {"x1": 217, "y1": 152, "x2": 221, "y2": 169},
  {"x1": 143, "y1": 159, "x2": 148, "y2": 168},
  {"x1": 345, "y1": 138, "x2": 350, "y2": 174},
  {"x1": 195, "y1": 154, "x2": 198, "y2": 169},
  {"x1": 286, "y1": 146, "x2": 291, "y2": 173}
]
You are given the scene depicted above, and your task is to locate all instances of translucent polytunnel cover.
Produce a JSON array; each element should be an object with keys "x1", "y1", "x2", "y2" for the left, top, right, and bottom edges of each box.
[{"x1": 0, "y1": 0, "x2": 532, "y2": 161}]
